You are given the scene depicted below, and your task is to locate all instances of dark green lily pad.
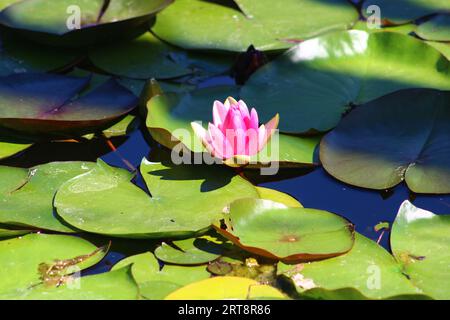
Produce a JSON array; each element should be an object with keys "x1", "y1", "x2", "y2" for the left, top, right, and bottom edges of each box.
[
  {"x1": 0, "y1": 233, "x2": 108, "y2": 298},
  {"x1": 0, "y1": 0, "x2": 173, "y2": 47},
  {"x1": 55, "y1": 159, "x2": 259, "y2": 238},
  {"x1": 146, "y1": 86, "x2": 319, "y2": 167},
  {"x1": 278, "y1": 233, "x2": 426, "y2": 300},
  {"x1": 0, "y1": 161, "x2": 98, "y2": 232},
  {"x1": 362, "y1": 0, "x2": 450, "y2": 24},
  {"x1": 215, "y1": 198, "x2": 355, "y2": 263},
  {"x1": 0, "y1": 227, "x2": 29, "y2": 238},
  {"x1": 0, "y1": 73, "x2": 137, "y2": 136},
  {"x1": 320, "y1": 89, "x2": 450, "y2": 194},
  {"x1": 113, "y1": 252, "x2": 210, "y2": 300},
  {"x1": 391, "y1": 201, "x2": 450, "y2": 300},
  {"x1": 416, "y1": 14, "x2": 450, "y2": 41},
  {"x1": 154, "y1": 234, "x2": 226, "y2": 265},
  {"x1": 152, "y1": 0, "x2": 358, "y2": 52},
  {"x1": 0, "y1": 32, "x2": 80, "y2": 76},
  {"x1": 241, "y1": 30, "x2": 450, "y2": 133}
]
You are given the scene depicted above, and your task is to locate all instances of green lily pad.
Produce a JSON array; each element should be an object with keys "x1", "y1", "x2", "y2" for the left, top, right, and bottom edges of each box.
[
  {"x1": 278, "y1": 233, "x2": 426, "y2": 300},
  {"x1": 0, "y1": 233, "x2": 108, "y2": 298},
  {"x1": 0, "y1": 161, "x2": 99, "y2": 232},
  {"x1": 165, "y1": 276, "x2": 286, "y2": 300},
  {"x1": 0, "y1": 0, "x2": 172, "y2": 47},
  {"x1": 113, "y1": 252, "x2": 210, "y2": 299},
  {"x1": 17, "y1": 266, "x2": 139, "y2": 300},
  {"x1": 241, "y1": 30, "x2": 450, "y2": 133},
  {"x1": 146, "y1": 86, "x2": 319, "y2": 167},
  {"x1": 255, "y1": 186, "x2": 302, "y2": 208},
  {"x1": 320, "y1": 89, "x2": 450, "y2": 194},
  {"x1": 391, "y1": 201, "x2": 450, "y2": 300},
  {"x1": 152, "y1": 0, "x2": 358, "y2": 52},
  {"x1": 0, "y1": 0, "x2": 20, "y2": 10},
  {"x1": 215, "y1": 198, "x2": 355, "y2": 263},
  {"x1": 55, "y1": 159, "x2": 259, "y2": 238},
  {"x1": 0, "y1": 32, "x2": 80, "y2": 76},
  {"x1": 154, "y1": 234, "x2": 226, "y2": 265},
  {"x1": 0, "y1": 73, "x2": 137, "y2": 136},
  {"x1": 362, "y1": 0, "x2": 450, "y2": 24},
  {"x1": 416, "y1": 14, "x2": 450, "y2": 41},
  {"x1": 0, "y1": 139, "x2": 32, "y2": 160},
  {"x1": 426, "y1": 41, "x2": 450, "y2": 60},
  {"x1": 0, "y1": 228, "x2": 29, "y2": 238}
]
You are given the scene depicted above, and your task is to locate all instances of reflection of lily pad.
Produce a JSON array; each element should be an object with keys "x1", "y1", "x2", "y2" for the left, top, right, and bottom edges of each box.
[
  {"x1": 391, "y1": 201, "x2": 450, "y2": 300},
  {"x1": 0, "y1": 233, "x2": 108, "y2": 298},
  {"x1": 152, "y1": 0, "x2": 358, "y2": 52},
  {"x1": 215, "y1": 198, "x2": 355, "y2": 263},
  {"x1": 278, "y1": 233, "x2": 426, "y2": 300},
  {"x1": 113, "y1": 252, "x2": 209, "y2": 300},
  {"x1": 165, "y1": 276, "x2": 286, "y2": 300},
  {"x1": 55, "y1": 159, "x2": 258, "y2": 238},
  {"x1": 241, "y1": 30, "x2": 450, "y2": 133},
  {"x1": 0, "y1": 162, "x2": 97, "y2": 232},
  {"x1": 146, "y1": 87, "x2": 319, "y2": 167},
  {"x1": 0, "y1": 73, "x2": 137, "y2": 136},
  {"x1": 0, "y1": 0, "x2": 172, "y2": 47},
  {"x1": 320, "y1": 89, "x2": 450, "y2": 194}
]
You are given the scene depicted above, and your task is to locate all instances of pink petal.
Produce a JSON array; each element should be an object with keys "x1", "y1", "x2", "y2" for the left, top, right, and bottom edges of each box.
[
  {"x1": 249, "y1": 108, "x2": 259, "y2": 130},
  {"x1": 246, "y1": 127, "x2": 260, "y2": 156},
  {"x1": 212, "y1": 101, "x2": 228, "y2": 128},
  {"x1": 208, "y1": 123, "x2": 234, "y2": 159},
  {"x1": 224, "y1": 97, "x2": 238, "y2": 109},
  {"x1": 237, "y1": 100, "x2": 250, "y2": 119},
  {"x1": 258, "y1": 114, "x2": 279, "y2": 151}
]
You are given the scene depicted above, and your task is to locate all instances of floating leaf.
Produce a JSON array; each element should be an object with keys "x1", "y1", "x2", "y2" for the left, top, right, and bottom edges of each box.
[
  {"x1": 320, "y1": 89, "x2": 450, "y2": 194},
  {"x1": 146, "y1": 87, "x2": 319, "y2": 167},
  {"x1": 0, "y1": 233, "x2": 107, "y2": 298},
  {"x1": 165, "y1": 276, "x2": 286, "y2": 300},
  {"x1": 215, "y1": 198, "x2": 355, "y2": 263},
  {"x1": 55, "y1": 159, "x2": 259, "y2": 238},
  {"x1": 113, "y1": 252, "x2": 209, "y2": 300},
  {"x1": 278, "y1": 233, "x2": 426, "y2": 300},
  {"x1": 0, "y1": 161, "x2": 99, "y2": 232},
  {"x1": 154, "y1": 234, "x2": 225, "y2": 265},
  {"x1": 362, "y1": 0, "x2": 450, "y2": 24},
  {"x1": 241, "y1": 30, "x2": 450, "y2": 133},
  {"x1": 0, "y1": 0, "x2": 172, "y2": 47},
  {"x1": 0, "y1": 227, "x2": 29, "y2": 238},
  {"x1": 416, "y1": 14, "x2": 450, "y2": 41},
  {"x1": 255, "y1": 186, "x2": 302, "y2": 208},
  {"x1": 0, "y1": 139, "x2": 32, "y2": 160},
  {"x1": 152, "y1": 0, "x2": 358, "y2": 52},
  {"x1": 0, "y1": 73, "x2": 137, "y2": 136},
  {"x1": 391, "y1": 201, "x2": 450, "y2": 300}
]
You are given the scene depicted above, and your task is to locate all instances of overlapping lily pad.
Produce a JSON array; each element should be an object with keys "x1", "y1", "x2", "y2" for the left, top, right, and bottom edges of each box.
[
  {"x1": 391, "y1": 201, "x2": 450, "y2": 300},
  {"x1": 0, "y1": 73, "x2": 137, "y2": 136},
  {"x1": 113, "y1": 252, "x2": 210, "y2": 299},
  {"x1": 152, "y1": 0, "x2": 358, "y2": 52},
  {"x1": 0, "y1": 161, "x2": 97, "y2": 232},
  {"x1": 0, "y1": 0, "x2": 173, "y2": 47},
  {"x1": 255, "y1": 187, "x2": 302, "y2": 207},
  {"x1": 241, "y1": 30, "x2": 450, "y2": 133},
  {"x1": 0, "y1": 227, "x2": 29, "y2": 238},
  {"x1": 55, "y1": 159, "x2": 259, "y2": 238},
  {"x1": 165, "y1": 276, "x2": 286, "y2": 300},
  {"x1": 416, "y1": 14, "x2": 450, "y2": 41},
  {"x1": 0, "y1": 233, "x2": 108, "y2": 298},
  {"x1": 320, "y1": 89, "x2": 450, "y2": 194},
  {"x1": 214, "y1": 198, "x2": 355, "y2": 263},
  {"x1": 146, "y1": 86, "x2": 319, "y2": 167},
  {"x1": 362, "y1": 0, "x2": 450, "y2": 24},
  {"x1": 0, "y1": 139, "x2": 32, "y2": 160},
  {"x1": 278, "y1": 233, "x2": 426, "y2": 300}
]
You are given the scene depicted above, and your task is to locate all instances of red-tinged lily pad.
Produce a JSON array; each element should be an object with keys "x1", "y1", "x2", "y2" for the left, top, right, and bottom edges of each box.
[
  {"x1": 0, "y1": 73, "x2": 137, "y2": 137},
  {"x1": 214, "y1": 198, "x2": 355, "y2": 263},
  {"x1": 0, "y1": 0, "x2": 173, "y2": 47},
  {"x1": 320, "y1": 89, "x2": 450, "y2": 194}
]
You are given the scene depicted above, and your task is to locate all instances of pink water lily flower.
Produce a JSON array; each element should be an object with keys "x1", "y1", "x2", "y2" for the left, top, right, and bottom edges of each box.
[{"x1": 191, "y1": 97, "x2": 279, "y2": 160}]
